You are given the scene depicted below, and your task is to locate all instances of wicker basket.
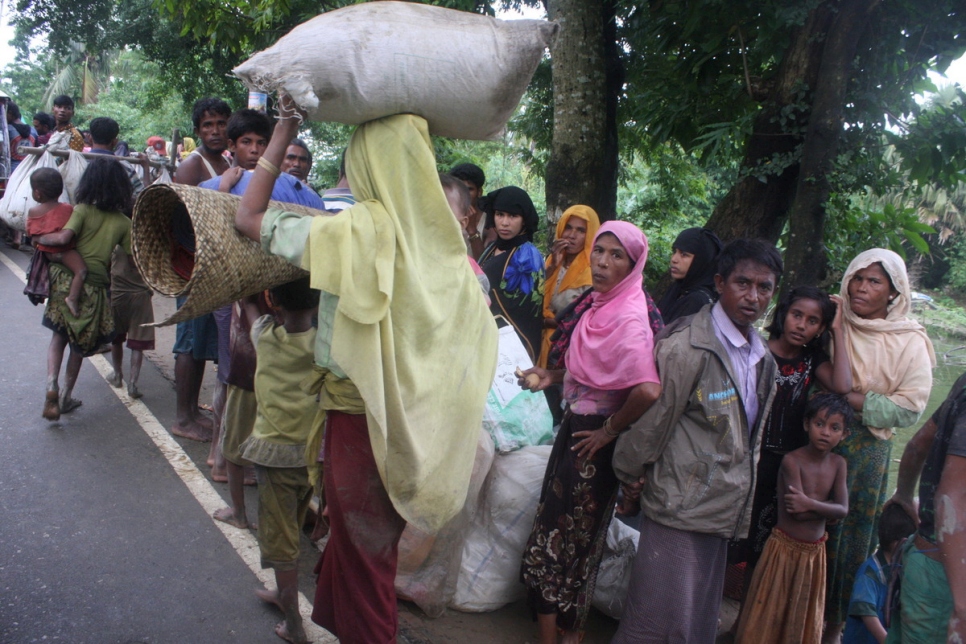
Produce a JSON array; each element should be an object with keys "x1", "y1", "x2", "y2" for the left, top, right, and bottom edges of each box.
[{"x1": 132, "y1": 183, "x2": 323, "y2": 326}]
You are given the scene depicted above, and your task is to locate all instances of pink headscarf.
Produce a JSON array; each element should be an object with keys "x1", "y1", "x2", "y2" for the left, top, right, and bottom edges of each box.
[{"x1": 565, "y1": 221, "x2": 660, "y2": 391}]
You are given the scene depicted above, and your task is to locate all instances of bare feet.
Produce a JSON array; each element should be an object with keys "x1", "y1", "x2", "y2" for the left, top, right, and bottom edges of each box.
[
  {"x1": 59, "y1": 396, "x2": 82, "y2": 414},
  {"x1": 211, "y1": 467, "x2": 228, "y2": 483},
  {"x1": 244, "y1": 466, "x2": 257, "y2": 486},
  {"x1": 127, "y1": 382, "x2": 142, "y2": 399},
  {"x1": 107, "y1": 370, "x2": 123, "y2": 388},
  {"x1": 65, "y1": 295, "x2": 80, "y2": 317},
  {"x1": 42, "y1": 391, "x2": 61, "y2": 421},
  {"x1": 255, "y1": 587, "x2": 283, "y2": 611},
  {"x1": 195, "y1": 413, "x2": 215, "y2": 432},
  {"x1": 275, "y1": 620, "x2": 309, "y2": 644},
  {"x1": 170, "y1": 420, "x2": 212, "y2": 442},
  {"x1": 213, "y1": 507, "x2": 249, "y2": 529}
]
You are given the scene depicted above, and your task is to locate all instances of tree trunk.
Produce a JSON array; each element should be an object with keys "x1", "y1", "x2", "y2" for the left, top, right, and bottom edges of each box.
[
  {"x1": 703, "y1": 4, "x2": 836, "y2": 243},
  {"x1": 782, "y1": 0, "x2": 881, "y2": 287},
  {"x1": 544, "y1": 0, "x2": 618, "y2": 223}
]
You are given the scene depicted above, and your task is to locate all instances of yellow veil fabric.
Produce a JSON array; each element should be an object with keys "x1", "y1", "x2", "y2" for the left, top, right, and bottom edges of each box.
[
  {"x1": 537, "y1": 205, "x2": 600, "y2": 368},
  {"x1": 839, "y1": 248, "x2": 935, "y2": 439},
  {"x1": 300, "y1": 114, "x2": 498, "y2": 533}
]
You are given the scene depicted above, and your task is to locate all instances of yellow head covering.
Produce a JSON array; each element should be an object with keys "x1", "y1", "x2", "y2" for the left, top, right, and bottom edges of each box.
[
  {"x1": 537, "y1": 205, "x2": 600, "y2": 367},
  {"x1": 839, "y1": 248, "x2": 935, "y2": 438},
  {"x1": 301, "y1": 114, "x2": 498, "y2": 533}
]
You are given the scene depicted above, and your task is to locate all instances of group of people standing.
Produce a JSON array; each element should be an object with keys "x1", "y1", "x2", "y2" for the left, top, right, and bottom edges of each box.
[{"x1": 19, "y1": 86, "x2": 962, "y2": 644}]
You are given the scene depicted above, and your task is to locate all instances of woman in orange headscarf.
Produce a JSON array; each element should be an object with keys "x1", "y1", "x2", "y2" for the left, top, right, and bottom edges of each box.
[{"x1": 538, "y1": 205, "x2": 601, "y2": 369}]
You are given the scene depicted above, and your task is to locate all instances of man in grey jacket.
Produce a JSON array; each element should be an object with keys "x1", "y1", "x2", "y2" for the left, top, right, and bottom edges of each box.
[{"x1": 612, "y1": 239, "x2": 782, "y2": 643}]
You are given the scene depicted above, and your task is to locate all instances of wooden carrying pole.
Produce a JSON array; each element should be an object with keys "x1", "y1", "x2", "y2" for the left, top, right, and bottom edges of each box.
[{"x1": 16, "y1": 145, "x2": 175, "y2": 171}]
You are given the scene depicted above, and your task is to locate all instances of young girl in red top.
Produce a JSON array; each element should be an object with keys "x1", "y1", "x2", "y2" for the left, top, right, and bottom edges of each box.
[{"x1": 26, "y1": 168, "x2": 88, "y2": 316}]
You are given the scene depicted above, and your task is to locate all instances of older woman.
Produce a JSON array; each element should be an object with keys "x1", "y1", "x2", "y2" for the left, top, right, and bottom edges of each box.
[
  {"x1": 478, "y1": 186, "x2": 545, "y2": 362},
  {"x1": 519, "y1": 221, "x2": 662, "y2": 644},
  {"x1": 824, "y1": 249, "x2": 935, "y2": 640},
  {"x1": 538, "y1": 205, "x2": 600, "y2": 368}
]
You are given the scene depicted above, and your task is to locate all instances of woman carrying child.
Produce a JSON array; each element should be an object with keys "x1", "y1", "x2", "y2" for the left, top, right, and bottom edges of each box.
[
  {"x1": 34, "y1": 158, "x2": 133, "y2": 421},
  {"x1": 26, "y1": 168, "x2": 88, "y2": 316},
  {"x1": 824, "y1": 249, "x2": 935, "y2": 641},
  {"x1": 741, "y1": 287, "x2": 852, "y2": 573},
  {"x1": 518, "y1": 221, "x2": 662, "y2": 644}
]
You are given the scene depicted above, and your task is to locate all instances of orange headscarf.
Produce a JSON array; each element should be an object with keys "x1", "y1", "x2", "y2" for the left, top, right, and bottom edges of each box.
[{"x1": 537, "y1": 205, "x2": 600, "y2": 367}]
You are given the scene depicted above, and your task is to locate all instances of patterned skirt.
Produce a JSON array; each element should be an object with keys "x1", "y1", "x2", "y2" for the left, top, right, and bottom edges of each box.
[
  {"x1": 825, "y1": 422, "x2": 892, "y2": 624},
  {"x1": 42, "y1": 264, "x2": 115, "y2": 356},
  {"x1": 520, "y1": 411, "x2": 617, "y2": 631}
]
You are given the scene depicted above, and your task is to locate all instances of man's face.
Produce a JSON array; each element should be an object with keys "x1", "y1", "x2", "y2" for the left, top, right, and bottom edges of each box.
[
  {"x1": 460, "y1": 179, "x2": 481, "y2": 206},
  {"x1": 281, "y1": 144, "x2": 310, "y2": 181},
  {"x1": 52, "y1": 103, "x2": 74, "y2": 126},
  {"x1": 195, "y1": 110, "x2": 229, "y2": 153},
  {"x1": 714, "y1": 259, "x2": 777, "y2": 331},
  {"x1": 229, "y1": 131, "x2": 269, "y2": 170},
  {"x1": 33, "y1": 119, "x2": 50, "y2": 135}
]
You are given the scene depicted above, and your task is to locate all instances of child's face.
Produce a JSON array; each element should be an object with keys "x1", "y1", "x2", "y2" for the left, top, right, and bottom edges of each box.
[
  {"x1": 805, "y1": 409, "x2": 847, "y2": 452},
  {"x1": 782, "y1": 297, "x2": 826, "y2": 347},
  {"x1": 230, "y1": 132, "x2": 269, "y2": 170}
]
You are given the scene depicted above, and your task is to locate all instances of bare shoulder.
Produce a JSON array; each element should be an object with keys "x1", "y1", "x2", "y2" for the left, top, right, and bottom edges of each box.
[
  {"x1": 174, "y1": 155, "x2": 201, "y2": 184},
  {"x1": 829, "y1": 452, "x2": 847, "y2": 470}
]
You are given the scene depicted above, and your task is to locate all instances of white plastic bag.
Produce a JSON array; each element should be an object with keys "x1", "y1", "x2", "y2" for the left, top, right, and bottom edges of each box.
[
  {"x1": 233, "y1": 1, "x2": 558, "y2": 140},
  {"x1": 451, "y1": 445, "x2": 551, "y2": 612},
  {"x1": 59, "y1": 150, "x2": 89, "y2": 204},
  {"x1": 484, "y1": 324, "x2": 555, "y2": 453},
  {"x1": 0, "y1": 151, "x2": 66, "y2": 230},
  {"x1": 591, "y1": 517, "x2": 640, "y2": 619},
  {"x1": 395, "y1": 430, "x2": 495, "y2": 617}
]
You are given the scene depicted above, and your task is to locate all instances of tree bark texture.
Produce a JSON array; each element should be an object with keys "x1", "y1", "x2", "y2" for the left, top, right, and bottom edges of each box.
[
  {"x1": 782, "y1": 0, "x2": 881, "y2": 287},
  {"x1": 544, "y1": 0, "x2": 619, "y2": 223},
  {"x1": 703, "y1": 4, "x2": 836, "y2": 244}
]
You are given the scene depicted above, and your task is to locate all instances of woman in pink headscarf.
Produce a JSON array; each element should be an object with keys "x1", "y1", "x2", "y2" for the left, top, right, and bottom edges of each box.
[{"x1": 519, "y1": 221, "x2": 662, "y2": 644}]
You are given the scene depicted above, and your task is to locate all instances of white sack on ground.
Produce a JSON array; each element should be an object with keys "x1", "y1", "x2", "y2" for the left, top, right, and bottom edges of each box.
[
  {"x1": 233, "y1": 1, "x2": 558, "y2": 141},
  {"x1": 451, "y1": 445, "x2": 551, "y2": 612}
]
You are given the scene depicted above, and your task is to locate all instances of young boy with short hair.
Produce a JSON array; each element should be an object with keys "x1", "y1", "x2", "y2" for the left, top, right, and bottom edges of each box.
[
  {"x1": 735, "y1": 392, "x2": 851, "y2": 644},
  {"x1": 842, "y1": 503, "x2": 916, "y2": 644},
  {"x1": 239, "y1": 277, "x2": 319, "y2": 644},
  {"x1": 26, "y1": 168, "x2": 87, "y2": 316}
]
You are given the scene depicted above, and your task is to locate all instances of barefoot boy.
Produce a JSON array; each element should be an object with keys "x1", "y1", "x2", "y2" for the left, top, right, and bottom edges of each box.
[
  {"x1": 26, "y1": 168, "x2": 87, "y2": 316},
  {"x1": 736, "y1": 392, "x2": 851, "y2": 644},
  {"x1": 239, "y1": 277, "x2": 319, "y2": 644}
]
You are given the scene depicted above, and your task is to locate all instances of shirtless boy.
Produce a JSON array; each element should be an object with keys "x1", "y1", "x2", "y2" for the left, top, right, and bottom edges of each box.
[{"x1": 736, "y1": 392, "x2": 851, "y2": 643}]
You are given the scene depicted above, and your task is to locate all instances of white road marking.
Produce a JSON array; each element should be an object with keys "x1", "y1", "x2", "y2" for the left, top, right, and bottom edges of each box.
[{"x1": 1, "y1": 247, "x2": 336, "y2": 643}]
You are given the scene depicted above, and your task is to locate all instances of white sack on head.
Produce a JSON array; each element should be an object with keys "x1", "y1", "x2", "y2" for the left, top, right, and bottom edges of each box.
[
  {"x1": 0, "y1": 151, "x2": 67, "y2": 231},
  {"x1": 233, "y1": 1, "x2": 558, "y2": 141}
]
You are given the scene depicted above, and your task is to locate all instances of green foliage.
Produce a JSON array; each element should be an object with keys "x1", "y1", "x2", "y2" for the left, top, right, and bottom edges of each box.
[
  {"x1": 943, "y1": 235, "x2": 966, "y2": 294},
  {"x1": 889, "y1": 87, "x2": 966, "y2": 188}
]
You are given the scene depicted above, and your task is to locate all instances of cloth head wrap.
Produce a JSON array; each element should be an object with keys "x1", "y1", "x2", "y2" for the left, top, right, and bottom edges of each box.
[
  {"x1": 656, "y1": 227, "x2": 722, "y2": 320},
  {"x1": 838, "y1": 248, "x2": 936, "y2": 438},
  {"x1": 483, "y1": 186, "x2": 540, "y2": 243},
  {"x1": 565, "y1": 221, "x2": 659, "y2": 391}
]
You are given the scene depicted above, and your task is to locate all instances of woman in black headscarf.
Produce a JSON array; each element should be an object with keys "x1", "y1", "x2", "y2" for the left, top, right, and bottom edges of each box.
[
  {"x1": 478, "y1": 186, "x2": 545, "y2": 361},
  {"x1": 656, "y1": 227, "x2": 723, "y2": 324}
]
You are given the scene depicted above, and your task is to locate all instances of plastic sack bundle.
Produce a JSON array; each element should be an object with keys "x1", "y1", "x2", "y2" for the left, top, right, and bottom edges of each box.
[
  {"x1": 0, "y1": 150, "x2": 67, "y2": 231},
  {"x1": 395, "y1": 430, "x2": 495, "y2": 617},
  {"x1": 591, "y1": 517, "x2": 640, "y2": 619},
  {"x1": 233, "y1": 1, "x2": 558, "y2": 141},
  {"x1": 451, "y1": 445, "x2": 551, "y2": 612},
  {"x1": 59, "y1": 150, "x2": 88, "y2": 204},
  {"x1": 484, "y1": 324, "x2": 555, "y2": 453}
]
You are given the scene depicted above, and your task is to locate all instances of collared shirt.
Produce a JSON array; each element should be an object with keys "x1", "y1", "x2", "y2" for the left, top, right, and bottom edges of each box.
[
  {"x1": 321, "y1": 187, "x2": 356, "y2": 212},
  {"x1": 198, "y1": 170, "x2": 325, "y2": 211},
  {"x1": 710, "y1": 301, "x2": 768, "y2": 431},
  {"x1": 88, "y1": 147, "x2": 144, "y2": 196}
]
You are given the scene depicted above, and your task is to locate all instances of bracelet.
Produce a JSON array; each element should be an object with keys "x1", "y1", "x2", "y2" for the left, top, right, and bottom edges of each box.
[
  {"x1": 256, "y1": 156, "x2": 280, "y2": 177},
  {"x1": 603, "y1": 416, "x2": 620, "y2": 438},
  {"x1": 467, "y1": 232, "x2": 481, "y2": 241}
]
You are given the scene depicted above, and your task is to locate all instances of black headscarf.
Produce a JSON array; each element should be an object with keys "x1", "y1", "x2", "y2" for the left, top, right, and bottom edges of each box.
[
  {"x1": 482, "y1": 186, "x2": 540, "y2": 249},
  {"x1": 657, "y1": 227, "x2": 723, "y2": 323}
]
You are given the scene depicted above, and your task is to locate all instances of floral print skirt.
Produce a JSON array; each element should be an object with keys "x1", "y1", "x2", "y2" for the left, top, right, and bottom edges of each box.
[{"x1": 520, "y1": 411, "x2": 618, "y2": 631}]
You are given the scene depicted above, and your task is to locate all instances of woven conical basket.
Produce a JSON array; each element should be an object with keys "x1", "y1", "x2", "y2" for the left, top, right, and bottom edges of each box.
[{"x1": 132, "y1": 183, "x2": 324, "y2": 326}]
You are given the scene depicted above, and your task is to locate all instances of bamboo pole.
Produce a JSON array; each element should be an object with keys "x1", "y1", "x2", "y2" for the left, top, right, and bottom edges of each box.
[{"x1": 15, "y1": 145, "x2": 176, "y2": 171}]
